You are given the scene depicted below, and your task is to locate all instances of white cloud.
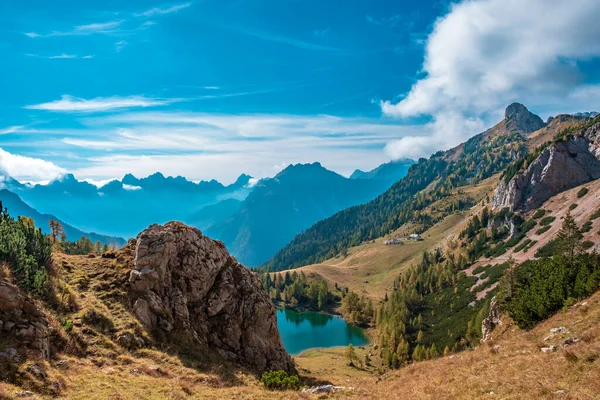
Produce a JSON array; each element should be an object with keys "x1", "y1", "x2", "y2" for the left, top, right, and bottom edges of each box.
[
  {"x1": 0, "y1": 126, "x2": 26, "y2": 135},
  {"x1": 134, "y1": 3, "x2": 192, "y2": 17},
  {"x1": 115, "y1": 40, "x2": 128, "y2": 52},
  {"x1": 82, "y1": 178, "x2": 115, "y2": 188},
  {"x1": 46, "y1": 111, "x2": 427, "y2": 183},
  {"x1": 49, "y1": 53, "x2": 77, "y2": 59},
  {"x1": 123, "y1": 184, "x2": 142, "y2": 191},
  {"x1": 381, "y1": 0, "x2": 600, "y2": 159},
  {"x1": 83, "y1": 55, "x2": 95, "y2": 59},
  {"x1": 25, "y1": 21, "x2": 124, "y2": 38},
  {"x1": 0, "y1": 148, "x2": 66, "y2": 182},
  {"x1": 25, "y1": 95, "x2": 175, "y2": 113}
]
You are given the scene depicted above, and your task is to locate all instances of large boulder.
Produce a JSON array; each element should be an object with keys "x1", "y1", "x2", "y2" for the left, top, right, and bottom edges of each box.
[{"x1": 128, "y1": 222, "x2": 295, "y2": 374}]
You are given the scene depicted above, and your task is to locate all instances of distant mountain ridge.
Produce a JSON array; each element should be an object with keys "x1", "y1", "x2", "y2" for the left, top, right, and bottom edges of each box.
[
  {"x1": 0, "y1": 189, "x2": 125, "y2": 246},
  {"x1": 350, "y1": 159, "x2": 415, "y2": 181},
  {"x1": 206, "y1": 162, "x2": 410, "y2": 266},
  {"x1": 1, "y1": 172, "x2": 254, "y2": 238}
]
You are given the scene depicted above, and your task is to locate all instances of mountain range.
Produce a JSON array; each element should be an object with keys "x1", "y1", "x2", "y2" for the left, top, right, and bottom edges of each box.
[
  {"x1": 205, "y1": 161, "x2": 413, "y2": 266},
  {"x1": 0, "y1": 172, "x2": 253, "y2": 239},
  {"x1": 0, "y1": 158, "x2": 414, "y2": 264}
]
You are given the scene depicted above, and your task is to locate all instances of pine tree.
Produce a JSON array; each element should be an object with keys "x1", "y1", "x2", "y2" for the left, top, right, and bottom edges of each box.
[
  {"x1": 346, "y1": 343, "x2": 356, "y2": 366},
  {"x1": 556, "y1": 212, "x2": 582, "y2": 264},
  {"x1": 48, "y1": 219, "x2": 64, "y2": 243}
]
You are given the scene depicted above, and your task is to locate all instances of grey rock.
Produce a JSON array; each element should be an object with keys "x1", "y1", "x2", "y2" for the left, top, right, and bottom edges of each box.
[
  {"x1": 493, "y1": 123, "x2": 600, "y2": 211},
  {"x1": 129, "y1": 222, "x2": 295, "y2": 374},
  {"x1": 504, "y1": 103, "x2": 546, "y2": 135},
  {"x1": 481, "y1": 297, "x2": 501, "y2": 342}
]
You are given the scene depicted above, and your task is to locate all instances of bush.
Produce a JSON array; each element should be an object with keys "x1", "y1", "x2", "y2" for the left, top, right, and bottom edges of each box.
[
  {"x1": 503, "y1": 253, "x2": 600, "y2": 329},
  {"x1": 569, "y1": 204, "x2": 578, "y2": 211},
  {"x1": 260, "y1": 370, "x2": 302, "y2": 391},
  {"x1": 581, "y1": 221, "x2": 593, "y2": 233},
  {"x1": 581, "y1": 241, "x2": 595, "y2": 250},
  {"x1": 577, "y1": 187, "x2": 589, "y2": 198},
  {"x1": 0, "y1": 210, "x2": 52, "y2": 296},
  {"x1": 535, "y1": 226, "x2": 551, "y2": 235},
  {"x1": 539, "y1": 216, "x2": 556, "y2": 226},
  {"x1": 590, "y1": 209, "x2": 600, "y2": 221},
  {"x1": 532, "y1": 209, "x2": 546, "y2": 219}
]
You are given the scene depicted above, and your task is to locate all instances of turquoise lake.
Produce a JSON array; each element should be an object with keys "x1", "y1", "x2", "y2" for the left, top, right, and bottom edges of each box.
[{"x1": 276, "y1": 309, "x2": 369, "y2": 355}]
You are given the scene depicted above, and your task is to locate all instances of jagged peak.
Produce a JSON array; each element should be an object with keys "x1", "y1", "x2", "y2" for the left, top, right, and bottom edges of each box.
[{"x1": 504, "y1": 103, "x2": 545, "y2": 134}]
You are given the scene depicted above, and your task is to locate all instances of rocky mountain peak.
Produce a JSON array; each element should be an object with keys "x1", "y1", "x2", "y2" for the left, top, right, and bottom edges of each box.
[
  {"x1": 129, "y1": 222, "x2": 295, "y2": 374},
  {"x1": 504, "y1": 102, "x2": 545, "y2": 134}
]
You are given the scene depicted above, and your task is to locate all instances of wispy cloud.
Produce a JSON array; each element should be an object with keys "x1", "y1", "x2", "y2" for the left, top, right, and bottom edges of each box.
[
  {"x1": 115, "y1": 40, "x2": 128, "y2": 52},
  {"x1": 25, "y1": 95, "x2": 177, "y2": 113},
  {"x1": 25, "y1": 53, "x2": 94, "y2": 60},
  {"x1": 218, "y1": 25, "x2": 341, "y2": 52},
  {"x1": 0, "y1": 126, "x2": 26, "y2": 135},
  {"x1": 134, "y1": 2, "x2": 192, "y2": 18},
  {"x1": 25, "y1": 20, "x2": 124, "y2": 38}
]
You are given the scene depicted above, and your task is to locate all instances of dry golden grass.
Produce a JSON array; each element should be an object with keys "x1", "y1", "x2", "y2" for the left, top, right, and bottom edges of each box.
[{"x1": 290, "y1": 290, "x2": 600, "y2": 399}]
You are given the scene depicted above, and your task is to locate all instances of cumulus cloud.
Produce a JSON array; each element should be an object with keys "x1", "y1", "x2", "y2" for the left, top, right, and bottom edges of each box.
[
  {"x1": 381, "y1": 0, "x2": 600, "y2": 159},
  {"x1": 25, "y1": 95, "x2": 175, "y2": 113},
  {"x1": 0, "y1": 148, "x2": 66, "y2": 182}
]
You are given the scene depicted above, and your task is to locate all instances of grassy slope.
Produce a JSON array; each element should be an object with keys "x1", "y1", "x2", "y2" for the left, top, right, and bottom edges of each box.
[
  {"x1": 294, "y1": 290, "x2": 600, "y2": 400},
  {"x1": 276, "y1": 176, "x2": 498, "y2": 301}
]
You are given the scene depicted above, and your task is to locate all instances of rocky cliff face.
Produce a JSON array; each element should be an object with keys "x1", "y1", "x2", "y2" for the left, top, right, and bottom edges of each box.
[
  {"x1": 493, "y1": 122, "x2": 600, "y2": 211},
  {"x1": 0, "y1": 281, "x2": 51, "y2": 360},
  {"x1": 128, "y1": 222, "x2": 295, "y2": 374}
]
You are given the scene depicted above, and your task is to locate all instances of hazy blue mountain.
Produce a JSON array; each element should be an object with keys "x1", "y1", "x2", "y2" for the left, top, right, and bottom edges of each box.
[
  {"x1": 350, "y1": 158, "x2": 415, "y2": 182},
  {"x1": 187, "y1": 198, "x2": 243, "y2": 231},
  {"x1": 205, "y1": 162, "x2": 398, "y2": 267},
  {"x1": 6, "y1": 172, "x2": 253, "y2": 239},
  {"x1": 0, "y1": 189, "x2": 125, "y2": 246}
]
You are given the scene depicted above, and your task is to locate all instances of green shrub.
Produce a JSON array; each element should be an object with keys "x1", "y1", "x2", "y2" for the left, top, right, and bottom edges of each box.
[
  {"x1": 539, "y1": 216, "x2": 556, "y2": 226},
  {"x1": 62, "y1": 319, "x2": 74, "y2": 333},
  {"x1": 532, "y1": 209, "x2": 546, "y2": 219},
  {"x1": 0, "y1": 210, "x2": 52, "y2": 296},
  {"x1": 260, "y1": 370, "x2": 302, "y2": 391},
  {"x1": 590, "y1": 209, "x2": 600, "y2": 221},
  {"x1": 514, "y1": 239, "x2": 532, "y2": 253},
  {"x1": 569, "y1": 204, "x2": 578, "y2": 211},
  {"x1": 581, "y1": 221, "x2": 593, "y2": 233},
  {"x1": 535, "y1": 226, "x2": 551, "y2": 235},
  {"x1": 581, "y1": 241, "x2": 595, "y2": 250},
  {"x1": 503, "y1": 253, "x2": 600, "y2": 329},
  {"x1": 577, "y1": 187, "x2": 589, "y2": 198}
]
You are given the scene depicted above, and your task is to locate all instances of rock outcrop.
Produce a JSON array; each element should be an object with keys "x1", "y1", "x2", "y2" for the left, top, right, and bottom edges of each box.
[
  {"x1": 493, "y1": 121, "x2": 600, "y2": 211},
  {"x1": 504, "y1": 103, "x2": 546, "y2": 135},
  {"x1": 481, "y1": 297, "x2": 501, "y2": 342},
  {"x1": 128, "y1": 222, "x2": 295, "y2": 374},
  {"x1": 0, "y1": 281, "x2": 51, "y2": 359}
]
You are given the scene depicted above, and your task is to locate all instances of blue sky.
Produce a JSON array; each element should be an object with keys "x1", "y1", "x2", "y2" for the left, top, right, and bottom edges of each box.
[{"x1": 1, "y1": 0, "x2": 600, "y2": 184}]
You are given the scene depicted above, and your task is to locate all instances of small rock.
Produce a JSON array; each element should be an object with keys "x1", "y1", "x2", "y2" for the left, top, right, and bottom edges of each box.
[
  {"x1": 544, "y1": 335, "x2": 553, "y2": 342},
  {"x1": 562, "y1": 337, "x2": 581, "y2": 346},
  {"x1": 492, "y1": 345, "x2": 501, "y2": 352},
  {"x1": 56, "y1": 360, "x2": 69, "y2": 368},
  {"x1": 541, "y1": 346, "x2": 558, "y2": 353},
  {"x1": 302, "y1": 385, "x2": 348, "y2": 394},
  {"x1": 550, "y1": 327, "x2": 567, "y2": 334},
  {"x1": 14, "y1": 391, "x2": 35, "y2": 398}
]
